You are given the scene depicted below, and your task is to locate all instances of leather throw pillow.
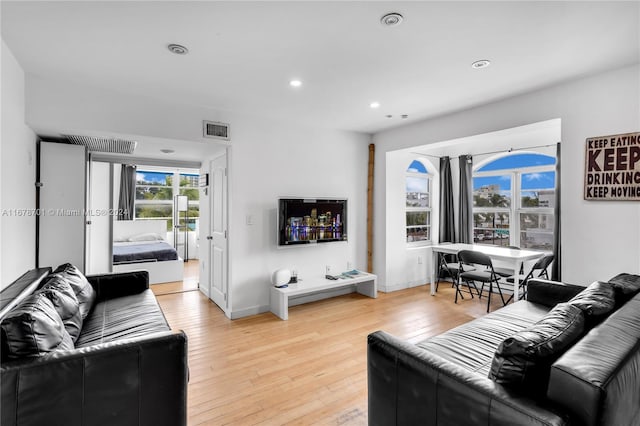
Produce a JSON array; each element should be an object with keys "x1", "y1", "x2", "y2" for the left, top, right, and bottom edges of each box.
[
  {"x1": 1, "y1": 292, "x2": 74, "y2": 358},
  {"x1": 39, "y1": 275, "x2": 83, "y2": 342},
  {"x1": 568, "y1": 281, "x2": 615, "y2": 315},
  {"x1": 608, "y1": 273, "x2": 640, "y2": 305},
  {"x1": 53, "y1": 263, "x2": 96, "y2": 320},
  {"x1": 489, "y1": 303, "x2": 585, "y2": 395}
]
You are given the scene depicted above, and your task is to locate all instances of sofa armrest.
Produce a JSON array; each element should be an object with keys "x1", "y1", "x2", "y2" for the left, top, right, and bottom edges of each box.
[
  {"x1": 86, "y1": 270, "x2": 149, "y2": 300},
  {"x1": 368, "y1": 330, "x2": 568, "y2": 426},
  {"x1": 1, "y1": 329, "x2": 187, "y2": 426},
  {"x1": 526, "y1": 279, "x2": 584, "y2": 307}
]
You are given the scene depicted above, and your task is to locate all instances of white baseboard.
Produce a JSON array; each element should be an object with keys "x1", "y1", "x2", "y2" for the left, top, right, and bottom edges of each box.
[
  {"x1": 379, "y1": 279, "x2": 427, "y2": 293},
  {"x1": 230, "y1": 304, "x2": 270, "y2": 319}
]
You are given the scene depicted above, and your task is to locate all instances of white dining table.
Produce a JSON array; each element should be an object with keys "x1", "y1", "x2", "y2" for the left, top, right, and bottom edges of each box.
[{"x1": 430, "y1": 243, "x2": 546, "y2": 301}]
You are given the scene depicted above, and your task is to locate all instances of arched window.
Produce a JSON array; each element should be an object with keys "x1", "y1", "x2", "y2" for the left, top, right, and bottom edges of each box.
[
  {"x1": 472, "y1": 153, "x2": 555, "y2": 249},
  {"x1": 406, "y1": 159, "x2": 432, "y2": 243}
]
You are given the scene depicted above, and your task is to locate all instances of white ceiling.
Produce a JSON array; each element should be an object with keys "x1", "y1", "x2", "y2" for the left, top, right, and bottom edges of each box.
[{"x1": 2, "y1": 1, "x2": 639, "y2": 136}]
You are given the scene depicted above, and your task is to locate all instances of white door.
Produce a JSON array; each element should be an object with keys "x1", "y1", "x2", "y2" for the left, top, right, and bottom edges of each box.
[
  {"x1": 209, "y1": 154, "x2": 228, "y2": 311},
  {"x1": 39, "y1": 142, "x2": 86, "y2": 271}
]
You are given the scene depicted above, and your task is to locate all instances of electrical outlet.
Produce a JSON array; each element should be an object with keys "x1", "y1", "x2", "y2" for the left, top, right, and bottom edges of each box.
[
  {"x1": 417, "y1": 256, "x2": 423, "y2": 264},
  {"x1": 347, "y1": 261, "x2": 352, "y2": 270},
  {"x1": 326, "y1": 265, "x2": 331, "y2": 274}
]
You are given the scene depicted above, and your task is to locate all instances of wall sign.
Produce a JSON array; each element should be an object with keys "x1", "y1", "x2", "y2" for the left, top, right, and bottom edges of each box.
[{"x1": 584, "y1": 131, "x2": 640, "y2": 200}]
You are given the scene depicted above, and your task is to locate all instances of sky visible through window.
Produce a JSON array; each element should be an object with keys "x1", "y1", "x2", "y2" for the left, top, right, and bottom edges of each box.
[
  {"x1": 474, "y1": 154, "x2": 555, "y2": 190},
  {"x1": 136, "y1": 171, "x2": 198, "y2": 184}
]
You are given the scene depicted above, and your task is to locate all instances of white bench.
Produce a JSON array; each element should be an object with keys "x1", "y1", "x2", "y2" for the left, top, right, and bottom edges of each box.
[{"x1": 269, "y1": 272, "x2": 377, "y2": 320}]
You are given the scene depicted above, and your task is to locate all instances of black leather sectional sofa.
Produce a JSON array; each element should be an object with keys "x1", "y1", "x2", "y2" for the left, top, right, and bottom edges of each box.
[
  {"x1": 368, "y1": 274, "x2": 640, "y2": 426},
  {"x1": 0, "y1": 265, "x2": 188, "y2": 426}
]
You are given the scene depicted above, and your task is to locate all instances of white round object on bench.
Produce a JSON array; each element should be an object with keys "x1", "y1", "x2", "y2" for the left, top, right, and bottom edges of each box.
[{"x1": 271, "y1": 269, "x2": 291, "y2": 288}]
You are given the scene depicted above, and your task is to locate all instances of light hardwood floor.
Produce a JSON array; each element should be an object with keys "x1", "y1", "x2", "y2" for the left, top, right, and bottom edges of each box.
[
  {"x1": 156, "y1": 281, "x2": 505, "y2": 425},
  {"x1": 151, "y1": 260, "x2": 200, "y2": 295}
]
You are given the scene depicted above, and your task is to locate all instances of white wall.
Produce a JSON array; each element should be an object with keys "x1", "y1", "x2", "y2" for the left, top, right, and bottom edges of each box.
[
  {"x1": 373, "y1": 64, "x2": 640, "y2": 288},
  {"x1": 1, "y1": 40, "x2": 37, "y2": 288},
  {"x1": 25, "y1": 75, "x2": 370, "y2": 318},
  {"x1": 224, "y1": 117, "x2": 369, "y2": 318},
  {"x1": 383, "y1": 150, "x2": 439, "y2": 292}
]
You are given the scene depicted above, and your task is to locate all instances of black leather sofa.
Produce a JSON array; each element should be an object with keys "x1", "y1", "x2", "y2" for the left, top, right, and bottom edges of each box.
[
  {"x1": 368, "y1": 274, "x2": 640, "y2": 426},
  {"x1": 0, "y1": 265, "x2": 188, "y2": 426}
]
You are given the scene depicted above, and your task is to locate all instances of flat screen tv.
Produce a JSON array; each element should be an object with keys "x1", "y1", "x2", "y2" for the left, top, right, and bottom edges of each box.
[{"x1": 278, "y1": 198, "x2": 347, "y2": 246}]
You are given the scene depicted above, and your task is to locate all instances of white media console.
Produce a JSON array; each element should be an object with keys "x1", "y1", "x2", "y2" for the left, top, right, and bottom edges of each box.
[{"x1": 269, "y1": 271, "x2": 377, "y2": 320}]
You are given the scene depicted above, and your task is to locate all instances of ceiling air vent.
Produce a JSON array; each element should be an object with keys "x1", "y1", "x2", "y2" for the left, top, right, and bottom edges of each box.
[
  {"x1": 203, "y1": 120, "x2": 230, "y2": 141},
  {"x1": 64, "y1": 135, "x2": 137, "y2": 154}
]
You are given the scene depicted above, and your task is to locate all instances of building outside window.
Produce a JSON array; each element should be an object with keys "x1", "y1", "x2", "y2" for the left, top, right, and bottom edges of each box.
[
  {"x1": 406, "y1": 159, "x2": 431, "y2": 243},
  {"x1": 472, "y1": 153, "x2": 555, "y2": 250},
  {"x1": 135, "y1": 169, "x2": 200, "y2": 234}
]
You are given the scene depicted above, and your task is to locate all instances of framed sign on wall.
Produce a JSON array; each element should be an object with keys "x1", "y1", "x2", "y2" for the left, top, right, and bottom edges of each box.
[{"x1": 584, "y1": 131, "x2": 640, "y2": 201}]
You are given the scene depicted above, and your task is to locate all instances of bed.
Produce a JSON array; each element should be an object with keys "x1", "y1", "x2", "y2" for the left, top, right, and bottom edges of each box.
[{"x1": 112, "y1": 220, "x2": 184, "y2": 284}]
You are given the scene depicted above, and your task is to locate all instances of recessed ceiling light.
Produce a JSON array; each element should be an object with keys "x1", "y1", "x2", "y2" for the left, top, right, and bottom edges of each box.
[
  {"x1": 401, "y1": 114, "x2": 409, "y2": 119},
  {"x1": 471, "y1": 59, "x2": 491, "y2": 69},
  {"x1": 167, "y1": 44, "x2": 189, "y2": 55},
  {"x1": 160, "y1": 149, "x2": 175, "y2": 154},
  {"x1": 289, "y1": 79, "x2": 302, "y2": 88},
  {"x1": 380, "y1": 12, "x2": 404, "y2": 27},
  {"x1": 386, "y1": 115, "x2": 393, "y2": 119},
  {"x1": 370, "y1": 102, "x2": 381, "y2": 109}
]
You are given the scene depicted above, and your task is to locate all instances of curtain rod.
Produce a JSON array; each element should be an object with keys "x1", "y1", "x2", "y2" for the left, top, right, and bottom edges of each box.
[{"x1": 411, "y1": 142, "x2": 559, "y2": 159}]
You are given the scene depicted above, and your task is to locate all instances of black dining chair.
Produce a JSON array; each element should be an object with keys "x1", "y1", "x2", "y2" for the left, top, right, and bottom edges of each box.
[
  {"x1": 503, "y1": 254, "x2": 555, "y2": 304},
  {"x1": 436, "y1": 251, "x2": 475, "y2": 292},
  {"x1": 457, "y1": 250, "x2": 506, "y2": 313}
]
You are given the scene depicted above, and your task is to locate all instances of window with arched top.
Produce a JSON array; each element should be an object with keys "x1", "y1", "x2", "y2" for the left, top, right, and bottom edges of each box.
[
  {"x1": 406, "y1": 159, "x2": 432, "y2": 243},
  {"x1": 472, "y1": 153, "x2": 555, "y2": 249}
]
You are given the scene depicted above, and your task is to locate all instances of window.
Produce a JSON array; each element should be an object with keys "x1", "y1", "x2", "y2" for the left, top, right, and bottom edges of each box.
[
  {"x1": 135, "y1": 171, "x2": 174, "y2": 231},
  {"x1": 472, "y1": 153, "x2": 555, "y2": 250},
  {"x1": 179, "y1": 173, "x2": 200, "y2": 231},
  {"x1": 134, "y1": 169, "x2": 200, "y2": 233},
  {"x1": 406, "y1": 159, "x2": 431, "y2": 243}
]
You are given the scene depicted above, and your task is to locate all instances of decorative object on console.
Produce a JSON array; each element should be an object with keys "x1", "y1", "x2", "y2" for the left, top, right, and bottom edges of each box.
[{"x1": 271, "y1": 269, "x2": 292, "y2": 288}]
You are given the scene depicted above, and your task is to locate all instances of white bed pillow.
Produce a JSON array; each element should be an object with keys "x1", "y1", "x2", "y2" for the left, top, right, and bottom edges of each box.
[{"x1": 128, "y1": 232, "x2": 165, "y2": 242}]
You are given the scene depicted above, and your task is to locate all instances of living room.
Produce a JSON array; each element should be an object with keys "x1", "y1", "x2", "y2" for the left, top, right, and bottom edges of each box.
[{"x1": 1, "y1": 1, "x2": 639, "y2": 425}]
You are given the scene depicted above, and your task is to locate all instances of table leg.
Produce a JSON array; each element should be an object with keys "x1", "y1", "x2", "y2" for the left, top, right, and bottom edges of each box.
[
  {"x1": 512, "y1": 259, "x2": 523, "y2": 301},
  {"x1": 356, "y1": 279, "x2": 377, "y2": 298},
  {"x1": 270, "y1": 288, "x2": 288, "y2": 320}
]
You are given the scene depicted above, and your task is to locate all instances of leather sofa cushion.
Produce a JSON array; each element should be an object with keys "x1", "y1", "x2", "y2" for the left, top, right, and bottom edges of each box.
[
  {"x1": 75, "y1": 289, "x2": 170, "y2": 347},
  {"x1": 39, "y1": 275, "x2": 82, "y2": 342},
  {"x1": 0, "y1": 292, "x2": 74, "y2": 358},
  {"x1": 417, "y1": 301, "x2": 549, "y2": 376},
  {"x1": 567, "y1": 281, "x2": 615, "y2": 326},
  {"x1": 53, "y1": 263, "x2": 96, "y2": 320},
  {"x1": 489, "y1": 303, "x2": 585, "y2": 394}
]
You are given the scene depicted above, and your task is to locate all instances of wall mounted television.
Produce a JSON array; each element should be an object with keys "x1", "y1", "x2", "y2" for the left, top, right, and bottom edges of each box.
[{"x1": 278, "y1": 198, "x2": 347, "y2": 246}]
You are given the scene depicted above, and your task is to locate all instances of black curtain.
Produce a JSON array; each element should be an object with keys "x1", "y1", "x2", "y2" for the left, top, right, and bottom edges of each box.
[
  {"x1": 458, "y1": 155, "x2": 473, "y2": 243},
  {"x1": 439, "y1": 156, "x2": 455, "y2": 243},
  {"x1": 552, "y1": 143, "x2": 561, "y2": 280},
  {"x1": 118, "y1": 164, "x2": 136, "y2": 220}
]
